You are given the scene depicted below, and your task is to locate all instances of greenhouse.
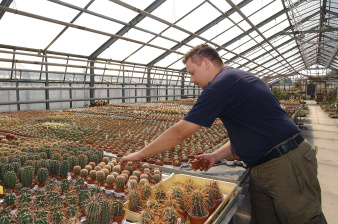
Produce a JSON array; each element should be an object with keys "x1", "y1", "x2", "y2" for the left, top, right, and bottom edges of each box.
[{"x1": 0, "y1": 0, "x2": 337, "y2": 224}]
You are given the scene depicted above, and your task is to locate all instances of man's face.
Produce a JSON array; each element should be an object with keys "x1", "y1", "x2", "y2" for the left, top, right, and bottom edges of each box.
[{"x1": 186, "y1": 58, "x2": 209, "y2": 89}]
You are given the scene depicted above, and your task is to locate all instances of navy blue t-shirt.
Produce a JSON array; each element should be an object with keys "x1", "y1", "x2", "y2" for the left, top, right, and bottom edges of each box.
[{"x1": 183, "y1": 67, "x2": 300, "y2": 165}]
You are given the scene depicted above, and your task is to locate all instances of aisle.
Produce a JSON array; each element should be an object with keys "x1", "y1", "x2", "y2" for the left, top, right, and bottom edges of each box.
[{"x1": 301, "y1": 100, "x2": 338, "y2": 224}]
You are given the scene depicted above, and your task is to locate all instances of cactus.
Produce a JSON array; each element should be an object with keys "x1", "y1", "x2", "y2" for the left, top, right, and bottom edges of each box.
[
  {"x1": 34, "y1": 218, "x2": 48, "y2": 224},
  {"x1": 73, "y1": 165, "x2": 81, "y2": 175},
  {"x1": 67, "y1": 205, "x2": 77, "y2": 218},
  {"x1": 17, "y1": 212, "x2": 33, "y2": 224},
  {"x1": 4, "y1": 171, "x2": 17, "y2": 189},
  {"x1": 1, "y1": 164, "x2": 13, "y2": 180},
  {"x1": 15, "y1": 183, "x2": 23, "y2": 192},
  {"x1": 21, "y1": 166, "x2": 34, "y2": 187},
  {"x1": 153, "y1": 173, "x2": 161, "y2": 183},
  {"x1": 4, "y1": 193, "x2": 15, "y2": 207},
  {"x1": 102, "y1": 168, "x2": 109, "y2": 178},
  {"x1": 68, "y1": 155, "x2": 77, "y2": 171},
  {"x1": 104, "y1": 164, "x2": 112, "y2": 172},
  {"x1": 96, "y1": 170, "x2": 105, "y2": 184},
  {"x1": 102, "y1": 156, "x2": 109, "y2": 165},
  {"x1": 154, "y1": 186, "x2": 166, "y2": 203},
  {"x1": 19, "y1": 155, "x2": 27, "y2": 166},
  {"x1": 89, "y1": 170, "x2": 96, "y2": 181},
  {"x1": 52, "y1": 211, "x2": 62, "y2": 224},
  {"x1": 124, "y1": 165, "x2": 133, "y2": 174},
  {"x1": 59, "y1": 160, "x2": 69, "y2": 179},
  {"x1": 127, "y1": 179, "x2": 137, "y2": 190},
  {"x1": 51, "y1": 153, "x2": 61, "y2": 162},
  {"x1": 171, "y1": 187, "x2": 186, "y2": 210},
  {"x1": 12, "y1": 161, "x2": 21, "y2": 174},
  {"x1": 85, "y1": 165, "x2": 93, "y2": 173},
  {"x1": 94, "y1": 166, "x2": 101, "y2": 171},
  {"x1": 209, "y1": 180, "x2": 222, "y2": 200},
  {"x1": 60, "y1": 179, "x2": 70, "y2": 192},
  {"x1": 49, "y1": 160, "x2": 60, "y2": 176},
  {"x1": 112, "y1": 172, "x2": 119, "y2": 179},
  {"x1": 162, "y1": 207, "x2": 178, "y2": 224},
  {"x1": 205, "y1": 187, "x2": 215, "y2": 208},
  {"x1": 140, "y1": 173, "x2": 149, "y2": 180},
  {"x1": 38, "y1": 160, "x2": 49, "y2": 169},
  {"x1": 140, "y1": 182, "x2": 151, "y2": 201},
  {"x1": 100, "y1": 200, "x2": 112, "y2": 224},
  {"x1": 77, "y1": 154, "x2": 88, "y2": 169},
  {"x1": 128, "y1": 189, "x2": 141, "y2": 211},
  {"x1": 37, "y1": 167, "x2": 48, "y2": 185},
  {"x1": 0, "y1": 216, "x2": 12, "y2": 224},
  {"x1": 106, "y1": 174, "x2": 115, "y2": 186},
  {"x1": 86, "y1": 201, "x2": 101, "y2": 224},
  {"x1": 141, "y1": 209, "x2": 154, "y2": 224},
  {"x1": 115, "y1": 175, "x2": 126, "y2": 190},
  {"x1": 190, "y1": 189, "x2": 208, "y2": 217},
  {"x1": 112, "y1": 199, "x2": 124, "y2": 217},
  {"x1": 112, "y1": 165, "x2": 121, "y2": 174},
  {"x1": 80, "y1": 169, "x2": 88, "y2": 179},
  {"x1": 132, "y1": 170, "x2": 141, "y2": 181}
]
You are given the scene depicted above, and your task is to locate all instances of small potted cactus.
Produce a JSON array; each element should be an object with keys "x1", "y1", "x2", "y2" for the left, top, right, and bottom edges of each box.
[
  {"x1": 100, "y1": 200, "x2": 112, "y2": 224},
  {"x1": 4, "y1": 171, "x2": 17, "y2": 190},
  {"x1": 114, "y1": 175, "x2": 126, "y2": 193},
  {"x1": 104, "y1": 174, "x2": 115, "y2": 190},
  {"x1": 87, "y1": 170, "x2": 96, "y2": 184},
  {"x1": 96, "y1": 170, "x2": 105, "y2": 186},
  {"x1": 187, "y1": 188, "x2": 209, "y2": 224},
  {"x1": 128, "y1": 189, "x2": 142, "y2": 212},
  {"x1": 112, "y1": 199, "x2": 125, "y2": 224},
  {"x1": 86, "y1": 200, "x2": 101, "y2": 224},
  {"x1": 37, "y1": 167, "x2": 48, "y2": 188}
]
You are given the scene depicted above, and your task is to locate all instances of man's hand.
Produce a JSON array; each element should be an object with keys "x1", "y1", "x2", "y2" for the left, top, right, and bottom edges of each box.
[
  {"x1": 119, "y1": 151, "x2": 144, "y2": 170},
  {"x1": 194, "y1": 154, "x2": 217, "y2": 170}
]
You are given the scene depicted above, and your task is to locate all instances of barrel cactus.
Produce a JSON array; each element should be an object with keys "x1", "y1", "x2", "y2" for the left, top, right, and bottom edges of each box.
[
  {"x1": 73, "y1": 165, "x2": 81, "y2": 176},
  {"x1": 68, "y1": 155, "x2": 77, "y2": 170},
  {"x1": 77, "y1": 154, "x2": 88, "y2": 169},
  {"x1": 52, "y1": 211, "x2": 62, "y2": 224},
  {"x1": 4, "y1": 171, "x2": 17, "y2": 189},
  {"x1": 190, "y1": 188, "x2": 208, "y2": 217},
  {"x1": 21, "y1": 166, "x2": 34, "y2": 187},
  {"x1": 59, "y1": 160, "x2": 69, "y2": 179},
  {"x1": 112, "y1": 165, "x2": 121, "y2": 174},
  {"x1": 86, "y1": 200, "x2": 101, "y2": 224},
  {"x1": 67, "y1": 205, "x2": 77, "y2": 218},
  {"x1": 0, "y1": 216, "x2": 12, "y2": 224},
  {"x1": 60, "y1": 179, "x2": 70, "y2": 192},
  {"x1": 162, "y1": 207, "x2": 178, "y2": 224},
  {"x1": 112, "y1": 199, "x2": 124, "y2": 217},
  {"x1": 102, "y1": 156, "x2": 109, "y2": 165},
  {"x1": 96, "y1": 170, "x2": 105, "y2": 185},
  {"x1": 106, "y1": 174, "x2": 115, "y2": 186},
  {"x1": 89, "y1": 170, "x2": 96, "y2": 182},
  {"x1": 80, "y1": 169, "x2": 88, "y2": 179},
  {"x1": 49, "y1": 160, "x2": 60, "y2": 176},
  {"x1": 115, "y1": 175, "x2": 126, "y2": 190},
  {"x1": 128, "y1": 189, "x2": 141, "y2": 211},
  {"x1": 100, "y1": 200, "x2": 111, "y2": 224},
  {"x1": 153, "y1": 173, "x2": 161, "y2": 183},
  {"x1": 37, "y1": 167, "x2": 48, "y2": 185}
]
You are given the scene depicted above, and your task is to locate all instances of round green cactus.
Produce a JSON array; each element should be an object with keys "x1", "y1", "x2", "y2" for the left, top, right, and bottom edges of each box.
[
  {"x1": 68, "y1": 155, "x2": 77, "y2": 170},
  {"x1": 86, "y1": 201, "x2": 101, "y2": 224},
  {"x1": 60, "y1": 179, "x2": 70, "y2": 192},
  {"x1": 106, "y1": 174, "x2": 115, "y2": 186},
  {"x1": 190, "y1": 189, "x2": 208, "y2": 217},
  {"x1": 80, "y1": 169, "x2": 88, "y2": 179},
  {"x1": 67, "y1": 205, "x2": 77, "y2": 218},
  {"x1": 73, "y1": 165, "x2": 81, "y2": 175},
  {"x1": 163, "y1": 207, "x2": 178, "y2": 224},
  {"x1": 4, "y1": 171, "x2": 17, "y2": 189},
  {"x1": 17, "y1": 212, "x2": 33, "y2": 224},
  {"x1": 89, "y1": 170, "x2": 96, "y2": 181},
  {"x1": 112, "y1": 165, "x2": 121, "y2": 174},
  {"x1": 37, "y1": 167, "x2": 48, "y2": 185},
  {"x1": 52, "y1": 211, "x2": 62, "y2": 224},
  {"x1": 102, "y1": 157, "x2": 109, "y2": 165},
  {"x1": 4, "y1": 193, "x2": 15, "y2": 206},
  {"x1": 112, "y1": 199, "x2": 124, "y2": 217},
  {"x1": 0, "y1": 216, "x2": 12, "y2": 224},
  {"x1": 153, "y1": 173, "x2": 161, "y2": 183},
  {"x1": 77, "y1": 154, "x2": 88, "y2": 169},
  {"x1": 96, "y1": 170, "x2": 105, "y2": 184}
]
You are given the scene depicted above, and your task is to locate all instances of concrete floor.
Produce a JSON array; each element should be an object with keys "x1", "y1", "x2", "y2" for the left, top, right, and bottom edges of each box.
[
  {"x1": 232, "y1": 100, "x2": 338, "y2": 224},
  {"x1": 300, "y1": 100, "x2": 338, "y2": 224}
]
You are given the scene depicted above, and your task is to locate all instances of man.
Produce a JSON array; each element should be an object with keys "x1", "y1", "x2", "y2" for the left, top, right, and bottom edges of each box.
[{"x1": 120, "y1": 44, "x2": 326, "y2": 224}]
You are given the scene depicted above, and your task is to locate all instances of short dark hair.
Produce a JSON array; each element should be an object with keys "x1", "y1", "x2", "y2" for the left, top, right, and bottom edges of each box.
[{"x1": 182, "y1": 44, "x2": 223, "y2": 67}]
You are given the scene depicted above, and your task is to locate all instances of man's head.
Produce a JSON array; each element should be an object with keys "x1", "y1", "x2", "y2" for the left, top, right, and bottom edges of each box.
[{"x1": 182, "y1": 44, "x2": 224, "y2": 88}]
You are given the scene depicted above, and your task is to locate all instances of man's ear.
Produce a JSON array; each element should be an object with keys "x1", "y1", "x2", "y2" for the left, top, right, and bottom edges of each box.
[{"x1": 203, "y1": 58, "x2": 210, "y2": 70}]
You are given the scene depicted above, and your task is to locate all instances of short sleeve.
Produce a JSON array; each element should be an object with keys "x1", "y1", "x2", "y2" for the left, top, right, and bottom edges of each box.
[{"x1": 183, "y1": 89, "x2": 228, "y2": 127}]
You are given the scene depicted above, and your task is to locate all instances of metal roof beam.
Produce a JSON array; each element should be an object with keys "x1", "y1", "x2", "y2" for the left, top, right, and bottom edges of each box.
[
  {"x1": 89, "y1": 0, "x2": 166, "y2": 60},
  {"x1": 0, "y1": 0, "x2": 12, "y2": 20},
  {"x1": 45, "y1": 0, "x2": 95, "y2": 51},
  {"x1": 317, "y1": 0, "x2": 327, "y2": 64},
  {"x1": 146, "y1": 0, "x2": 253, "y2": 67}
]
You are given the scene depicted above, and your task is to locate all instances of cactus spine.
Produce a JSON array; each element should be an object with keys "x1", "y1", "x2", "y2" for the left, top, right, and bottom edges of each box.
[
  {"x1": 60, "y1": 179, "x2": 70, "y2": 192},
  {"x1": 115, "y1": 175, "x2": 126, "y2": 190},
  {"x1": 68, "y1": 156, "x2": 77, "y2": 170},
  {"x1": 163, "y1": 207, "x2": 178, "y2": 224},
  {"x1": 59, "y1": 160, "x2": 69, "y2": 179},
  {"x1": 77, "y1": 154, "x2": 88, "y2": 169},
  {"x1": 86, "y1": 201, "x2": 101, "y2": 224},
  {"x1": 112, "y1": 200, "x2": 124, "y2": 217},
  {"x1": 80, "y1": 169, "x2": 88, "y2": 179},
  {"x1": 67, "y1": 205, "x2": 77, "y2": 218},
  {"x1": 106, "y1": 174, "x2": 115, "y2": 186},
  {"x1": 37, "y1": 167, "x2": 48, "y2": 185},
  {"x1": 4, "y1": 171, "x2": 17, "y2": 189},
  {"x1": 73, "y1": 165, "x2": 81, "y2": 175}
]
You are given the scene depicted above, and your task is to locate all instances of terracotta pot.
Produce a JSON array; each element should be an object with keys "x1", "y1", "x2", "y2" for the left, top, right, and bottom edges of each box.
[
  {"x1": 113, "y1": 213, "x2": 125, "y2": 224},
  {"x1": 0, "y1": 194, "x2": 5, "y2": 198},
  {"x1": 114, "y1": 187, "x2": 124, "y2": 193},
  {"x1": 178, "y1": 209, "x2": 188, "y2": 222},
  {"x1": 105, "y1": 185, "x2": 114, "y2": 190},
  {"x1": 201, "y1": 159, "x2": 210, "y2": 171},
  {"x1": 214, "y1": 195, "x2": 224, "y2": 209},
  {"x1": 188, "y1": 210, "x2": 209, "y2": 224},
  {"x1": 190, "y1": 159, "x2": 201, "y2": 171},
  {"x1": 207, "y1": 205, "x2": 216, "y2": 217}
]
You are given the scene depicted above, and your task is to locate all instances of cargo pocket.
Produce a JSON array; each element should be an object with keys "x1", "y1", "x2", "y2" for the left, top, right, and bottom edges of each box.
[
  {"x1": 287, "y1": 154, "x2": 304, "y2": 192},
  {"x1": 305, "y1": 146, "x2": 318, "y2": 160}
]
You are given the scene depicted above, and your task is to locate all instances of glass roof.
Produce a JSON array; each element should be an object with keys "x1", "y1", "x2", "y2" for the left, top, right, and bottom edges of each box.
[{"x1": 0, "y1": 0, "x2": 337, "y2": 84}]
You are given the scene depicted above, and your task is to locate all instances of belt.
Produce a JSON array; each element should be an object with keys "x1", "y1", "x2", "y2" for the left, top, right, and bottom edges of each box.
[{"x1": 253, "y1": 134, "x2": 304, "y2": 166}]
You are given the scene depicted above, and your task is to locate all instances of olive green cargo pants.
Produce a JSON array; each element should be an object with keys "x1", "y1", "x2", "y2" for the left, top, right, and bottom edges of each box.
[{"x1": 249, "y1": 139, "x2": 327, "y2": 224}]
